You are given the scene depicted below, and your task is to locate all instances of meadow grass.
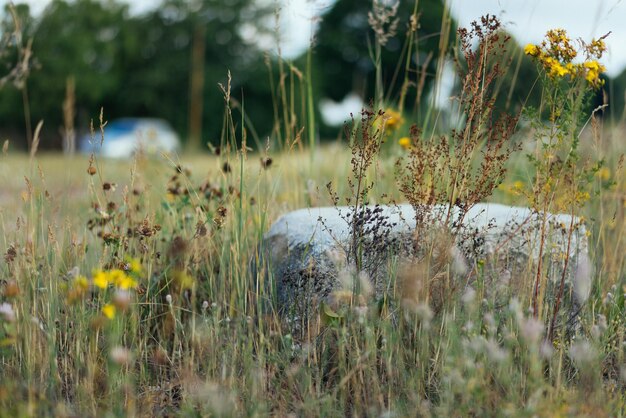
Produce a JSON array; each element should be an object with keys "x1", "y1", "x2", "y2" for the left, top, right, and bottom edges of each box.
[
  {"x1": 0, "y1": 122, "x2": 623, "y2": 417},
  {"x1": 1, "y1": 6, "x2": 626, "y2": 418}
]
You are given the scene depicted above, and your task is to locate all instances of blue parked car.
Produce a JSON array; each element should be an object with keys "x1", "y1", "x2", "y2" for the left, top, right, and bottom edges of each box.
[{"x1": 79, "y1": 118, "x2": 181, "y2": 158}]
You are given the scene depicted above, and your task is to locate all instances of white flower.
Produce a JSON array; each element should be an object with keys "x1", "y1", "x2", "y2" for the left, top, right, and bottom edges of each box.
[
  {"x1": 485, "y1": 338, "x2": 508, "y2": 363},
  {"x1": 414, "y1": 302, "x2": 433, "y2": 322},
  {"x1": 573, "y1": 254, "x2": 592, "y2": 304},
  {"x1": 449, "y1": 246, "x2": 468, "y2": 275},
  {"x1": 0, "y1": 302, "x2": 16, "y2": 322},
  {"x1": 110, "y1": 346, "x2": 133, "y2": 366},
  {"x1": 539, "y1": 341, "x2": 554, "y2": 359},
  {"x1": 337, "y1": 264, "x2": 356, "y2": 292},
  {"x1": 353, "y1": 306, "x2": 368, "y2": 324},
  {"x1": 461, "y1": 287, "x2": 476, "y2": 306},
  {"x1": 358, "y1": 271, "x2": 373, "y2": 298},
  {"x1": 113, "y1": 289, "x2": 132, "y2": 311},
  {"x1": 508, "y1": 297, "x2": 523, "y2": 323},
  {"x1": 520, "y1": 317, "x2": 544, "y2": 344},
  {"x1": 67, "y1": 266, "x2": 80, "y2": 278},
  {"x1": 483, "y1": 312, "x2": 495, "y2": 325},
  {"x1": 590, "y1": 325, "x2": 602, "y2": 339},
  {"x1": 569, "y1": 340, "x2": 596, "y2": 366}
]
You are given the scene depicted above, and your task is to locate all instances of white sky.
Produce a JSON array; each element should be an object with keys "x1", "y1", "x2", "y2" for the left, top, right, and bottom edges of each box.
[{"x1": 15, "y1": 0, "x2": 626, "y2": 76}]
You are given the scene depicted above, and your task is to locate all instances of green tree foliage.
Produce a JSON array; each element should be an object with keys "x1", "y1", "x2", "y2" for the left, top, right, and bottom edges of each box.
[
  {"x1": 0, "y1": 3, "x2": 36, "y2": 142},
  {"x1": 605, "y1": 69, "x2": 626, "y2": 120},
  {"x1": 486, "y1": 31, "x2": 542, "y2": 117},
  {"x1": 118, "y1": 0, "x2": 274, "y2": 148},
  {"x1": 0, "y1": 0, "x2": 272, "y2": 150},
  {"x1": 455, "y1": 29, "x2": 542, "y2": 124}
]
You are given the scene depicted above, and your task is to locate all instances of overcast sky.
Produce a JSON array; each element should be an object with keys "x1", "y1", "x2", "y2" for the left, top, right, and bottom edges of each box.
[{"x1": 17, "y1": 0, "x2": 626, "y2": 76}]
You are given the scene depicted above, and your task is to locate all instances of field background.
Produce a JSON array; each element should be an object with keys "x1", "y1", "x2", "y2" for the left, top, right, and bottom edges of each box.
[
  {"x1": 0, "y1": 124, "x2": 624, "y2": 416},
  {"x1": 1, "y1": 1, "x2": 626, "y2": 416}
]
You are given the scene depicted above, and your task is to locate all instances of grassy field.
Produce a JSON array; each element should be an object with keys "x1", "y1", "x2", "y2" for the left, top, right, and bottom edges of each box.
[
  {"x1": 2, "y1": 7, "x2": 626, "y2": 417},
  {"x1": 0, "y1": 121, "x2": 624, "y2": 417}
]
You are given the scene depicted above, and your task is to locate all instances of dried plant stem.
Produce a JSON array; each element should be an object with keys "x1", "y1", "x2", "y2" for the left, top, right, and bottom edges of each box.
[
  {"x1": 548, "y1": 213, "x2": 576, "y2": 341},
  {"x1": 532, "y1": 211, "x2": 548, "y2": 317}
]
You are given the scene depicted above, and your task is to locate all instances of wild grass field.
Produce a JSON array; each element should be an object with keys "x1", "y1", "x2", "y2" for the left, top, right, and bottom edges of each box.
[
  {"x1": 0, "y1": 123, "x2": 624, "y2": 417},
  {"x1": 1, "y1": 5, "x2": 626, "y2": 418}
]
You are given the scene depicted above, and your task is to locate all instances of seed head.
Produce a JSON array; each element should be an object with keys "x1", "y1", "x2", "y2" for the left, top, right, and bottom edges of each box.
[{"x1": 110, "y1": 346, "x2": 133, "y2": 367}]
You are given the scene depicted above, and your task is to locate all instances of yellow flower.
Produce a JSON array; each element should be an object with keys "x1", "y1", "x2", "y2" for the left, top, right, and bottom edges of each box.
[
  {"x1": 384, "y1": 109, "x2": 403, "y2": 131},
  {"x1": 596, "y1": 167, "x2": 610, "y2": 181},
  {"x1": 544, "y1": 28, "x2": 577, "y2": 62},
  {"x1": 109, "y1": 269, "x2": 125, "y2": 286},
  {"x1": 565, "y1": 62, "x2": 579, "y2": 76},
  {"x1": 550, "y1": 62, "x2": 569, "y2": 77},
  {"x1": 102, "y1": 303, "x2": 116, "y2": 320},
  {"x1": 576, "y1": 191, "x2": 591, "y2": 203},
  {"x1": 74, "y1": 275, "x2": 89, "y2": 291},
  {"x1": 540, "y1": 56, "x2": 569, "y2": 79},
  {"x1": 524, "y1": 44, "x2": 539, "y2": 57},
  {"x1": 116, "y1": 275, "x2": 138, "y2": 290},
  {"x1": 108, "y1": 269, "x2": 137, "y2": 290},
  {"x1": 67, "y1": 275, "x2": 90, "y2": 303},
  {"x1": 583, "y1": 60, "x2": 606, "y2": 87},
  {"x1": 584, "y1": 60, "x2": 601, "y2": 72},
  {"x1": 585, "y1": 70, "x2": 602, "y2": 86},
  {"x1": 174, "y1": 270, "x2": 195, "y2": 291},
  {"x1": 93, "y1": 269, "x2": 109, "y2": 289},
  {"x1": 126, "y1": 257, "x2": 142, "y2": 275},
  {"x1": 398, "y1": 137, "x2": 411, "y2": 149}
]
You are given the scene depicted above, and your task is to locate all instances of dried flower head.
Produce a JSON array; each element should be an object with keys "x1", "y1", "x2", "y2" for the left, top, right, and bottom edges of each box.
[{"x1": 368, "y1": 0, "x2": 399, "y2": 47}]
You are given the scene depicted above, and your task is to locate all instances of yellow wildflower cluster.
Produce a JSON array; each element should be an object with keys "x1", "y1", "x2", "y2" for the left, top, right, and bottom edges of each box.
[
  {"x1": 550, "y1": 189, "x2": 592, "y2": 213},
  {"x1": 499, "y1": 180, "x2": 525, "y2": 197},
  {"x1": 384, "y1": 109, "x2": 403, "y2": 131},
  {"x1": 93, "y1": 268, "x2": 138, "y2": 290},
  {"x1": 66, "y1": 275, "x2": 90, "y2": 303},
  {"x1": 398, "y1": 136, "x2": 411, "y2": 150},
  {"x1": 583, "y1": 60, "x2": 605, "y2": 86},
  {"x1": 61, "y1": 257, "x2": 143, "y2": 318},
  {"x1": 172, "y1": 270, "x2": 195, "y2": 291},
  {"x1": 102, "y1": 303, "x2": 116, "y2": 319},
  {"x1": 524, "y1": 29, "x2": 607, "y2": 88},
  {"x1": 92, "y1": 266, "x2": 140, "y2": 320},
  {"x1": 126, "y1": 257, "x2": 143, "y2": 275},
  {"x1": 373, "y1": 108, "x2": 404, "y2": 137},
  {"x1": 595, "y1": 167, "x2": 611, "y2": 181}
]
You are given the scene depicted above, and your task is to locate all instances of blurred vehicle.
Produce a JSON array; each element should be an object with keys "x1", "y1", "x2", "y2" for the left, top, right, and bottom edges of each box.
[{"x1": 79, "y1": 118, "x2": 181, "y2": 158}]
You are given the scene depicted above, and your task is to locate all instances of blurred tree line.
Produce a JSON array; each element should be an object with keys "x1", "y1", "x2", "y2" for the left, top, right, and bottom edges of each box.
[
  {"x1": 0, "y1": 0, "x2": 275, "y2": 150},
  {"x1": 0, "y1": 0, "x2": 624, "y2": 151}
]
